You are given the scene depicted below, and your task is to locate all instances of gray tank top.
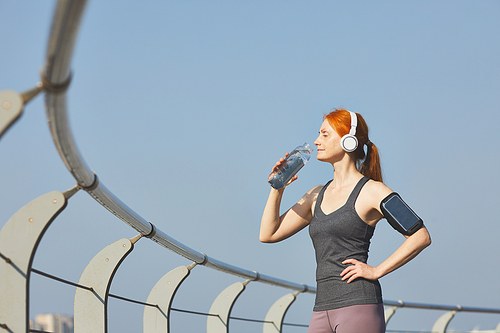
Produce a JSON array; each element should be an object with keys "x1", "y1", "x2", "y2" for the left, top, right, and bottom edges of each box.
[{"x1": 309, "y1": 177, "x2": 383, "y2": 311}]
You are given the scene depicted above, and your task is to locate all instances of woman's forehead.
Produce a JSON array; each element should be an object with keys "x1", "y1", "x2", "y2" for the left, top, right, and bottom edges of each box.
[{"x1": 320, "y1": 119, "x2": 334, "y2": 132}]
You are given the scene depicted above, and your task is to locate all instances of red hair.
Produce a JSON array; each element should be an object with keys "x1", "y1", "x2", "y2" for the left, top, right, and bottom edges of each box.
[{"x1": 324, "y1": 107, "x2": 383, "y2": 182}]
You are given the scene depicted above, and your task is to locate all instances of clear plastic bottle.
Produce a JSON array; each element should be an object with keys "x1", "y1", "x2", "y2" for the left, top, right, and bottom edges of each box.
[{"x1": 268, "y1": 143, "x2": 313, "y2": 189}]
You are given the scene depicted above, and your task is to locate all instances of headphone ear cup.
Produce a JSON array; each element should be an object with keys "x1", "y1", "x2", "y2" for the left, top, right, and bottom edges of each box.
[{"x1": 341, "y1": 134, "x2": 358, "y2": 152}]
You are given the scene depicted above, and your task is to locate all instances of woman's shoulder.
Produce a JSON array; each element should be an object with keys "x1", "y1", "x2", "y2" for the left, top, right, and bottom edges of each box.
[
  {"x1": 357, "y1": 179, "x2": 395, "y2": 222},
  {"x1": 304, "y1": 184, "x2": 323, "y2": 200},
  {"x1": 299, "y1": 185, "x2": 325, "y2": 216},
  {"x1": 309, "y1": 179, "x2": 334, "y2": 194},
  {"x1": 310, "y1": 184, "x2": 325, "y2": 193},
  {"x1": 363, "y1": 179, "x2": 394, "y2": 202},
  {"x1": 297, "y1": 184, "x2": 324, "y2": 206}
]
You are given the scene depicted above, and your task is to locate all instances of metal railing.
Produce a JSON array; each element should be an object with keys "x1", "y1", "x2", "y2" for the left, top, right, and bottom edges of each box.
[{"x1": 1, "y1": 0, "x2": 500, "y2": 332}]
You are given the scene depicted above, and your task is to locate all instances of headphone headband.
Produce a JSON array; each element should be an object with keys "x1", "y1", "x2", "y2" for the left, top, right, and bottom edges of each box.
[{"x1": 348, "y1": 111, "x2": 357, "y2": 135}]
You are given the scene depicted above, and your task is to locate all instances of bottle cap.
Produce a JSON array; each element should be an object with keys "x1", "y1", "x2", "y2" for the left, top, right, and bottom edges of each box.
[{"x1": 302, "y1": 143, "x2": 313, "y2": 153}]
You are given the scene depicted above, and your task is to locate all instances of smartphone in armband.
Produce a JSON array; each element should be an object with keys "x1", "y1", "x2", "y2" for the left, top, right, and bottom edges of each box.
[{"x1": 380, "y1": 193, "x2": 423, "y2": 236}]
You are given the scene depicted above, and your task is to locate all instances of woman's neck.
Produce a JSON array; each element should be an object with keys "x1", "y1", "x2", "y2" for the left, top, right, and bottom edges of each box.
[{"x1": 331, "y1": 155, "x2": 362, "y2": 188}]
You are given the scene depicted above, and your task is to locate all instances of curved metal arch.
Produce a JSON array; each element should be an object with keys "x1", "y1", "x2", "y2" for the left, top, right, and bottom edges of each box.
[
  {"x1": 207, "y1": 281, "x2": 248, "y2": 333},
  {"x1": 384, "y1": 306, "x2": 397, "y2": 325},
  {"x1": 0, "y1": 191, "x2": 67, "y2": 332},
  {"x1": 74, "y1": 237, "x2": 135, "y2": 333},
  {"x1": 0, "y1": 90, "x2": 24, "y2": 139},
  {"x1": 263, "y1": 292, "x2": 298, "y2": 333},
  {"x1": 42, "y1": 0, "x2": 315, "y2": 294},
  {"x1": 143, "y1": 264, "x2": 195, "y2": 333},
  {"x1": 431, "y1": 311, "x2": 456, "y2": 333},
  {"x1": 0, "y1": 83, "x2": 44, "y2": 139}
]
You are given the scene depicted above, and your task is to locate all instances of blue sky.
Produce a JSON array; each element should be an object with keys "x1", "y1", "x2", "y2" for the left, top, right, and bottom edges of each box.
[{"x1": 1, "y1": 1, "x2": 500, "y2": 332}]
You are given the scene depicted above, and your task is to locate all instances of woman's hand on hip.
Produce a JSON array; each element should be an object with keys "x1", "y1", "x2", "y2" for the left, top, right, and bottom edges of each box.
[{"x1": 340, "y1": 259, "x2": 381, "y2": 283}]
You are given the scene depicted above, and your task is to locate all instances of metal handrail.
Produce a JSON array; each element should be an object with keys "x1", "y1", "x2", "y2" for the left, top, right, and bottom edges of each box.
[
  {"x1": 42, "y1": 0, "x2": 314, "y2": 293},
  {"x1": 383, "y1": 300, "x2": 500, "y2": 314}
]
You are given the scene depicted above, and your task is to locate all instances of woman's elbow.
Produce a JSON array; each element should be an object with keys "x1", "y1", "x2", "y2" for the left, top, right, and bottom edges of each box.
[
  {"x1": 420, "y1": 227, "x2": 432, "y2": 248},
  {"x1": 408, "y1": 227, "x2": 431, "y2": 249},
  {"x1": 424, "y1": 233, "x2": 432, "y2": 247},
  {"x1": 259, "y1": 232, "x2": 271, "y2": 243},
  {"x1": 260, "y1": 231, "x2": 282, "y2": 243},
  {"x1": 259, "y1": 236, "x2": 270, "y2": 243},
  {"x1": 259, "y1": 235, "x2": 276, "y2": 243}
]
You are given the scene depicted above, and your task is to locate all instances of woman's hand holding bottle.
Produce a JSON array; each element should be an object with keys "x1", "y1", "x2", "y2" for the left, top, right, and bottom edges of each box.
[
  {"x1": 268, "y1": 153, "x2": 298, "y2": 188},
  {"x1": 268, "y1": 143, "x2": 312, "y2": 189}
]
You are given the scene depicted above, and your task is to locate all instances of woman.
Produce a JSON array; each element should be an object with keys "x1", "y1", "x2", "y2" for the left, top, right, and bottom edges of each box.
[{"x1": 260, "y1": 108, "x2": 431, "y2": 333}]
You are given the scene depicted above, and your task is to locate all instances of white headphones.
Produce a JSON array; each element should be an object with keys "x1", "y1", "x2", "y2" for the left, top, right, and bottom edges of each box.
[{"x1": 340, "y1": 111, "x2": 358, "y2": 152}]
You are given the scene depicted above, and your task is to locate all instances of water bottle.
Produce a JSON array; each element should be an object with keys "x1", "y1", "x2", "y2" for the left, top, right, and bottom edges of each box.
[{"x1": 268, "y1": 143, "x2": 313, "y2": 189}]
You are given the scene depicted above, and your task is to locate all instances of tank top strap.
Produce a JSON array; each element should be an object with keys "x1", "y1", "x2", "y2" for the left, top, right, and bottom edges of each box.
[
  {"x1": 345, "y1": 176, "x2": 370, "y2": 208},
  {"x1": 314, "y1": 180, "x2": 333, "y2": 214}
]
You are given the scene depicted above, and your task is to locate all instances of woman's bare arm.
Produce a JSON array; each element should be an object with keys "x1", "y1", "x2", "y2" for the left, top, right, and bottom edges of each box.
[
  {"x1": 260, "y1": 185, "x2": 320, "y2": 243},
  {"x1": 341, "y1": 226, "x2": 431, "y2": 282},
  {"x1": 341, "y1": 180, "x2": 431, "y2": 282}
]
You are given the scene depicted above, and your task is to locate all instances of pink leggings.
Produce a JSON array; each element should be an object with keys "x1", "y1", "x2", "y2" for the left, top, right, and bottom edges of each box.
[{"x1": 307, "y1": 304, "x2": 385, "y2": 333}]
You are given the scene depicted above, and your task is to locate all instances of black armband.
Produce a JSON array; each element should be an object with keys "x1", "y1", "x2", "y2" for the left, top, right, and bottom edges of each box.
[{"x1": 380, "y1": 193, "x2": 423, "y2": 236}]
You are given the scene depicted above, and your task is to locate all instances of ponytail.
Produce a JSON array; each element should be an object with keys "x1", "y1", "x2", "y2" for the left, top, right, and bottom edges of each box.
[
  {"x1": 359, "y1": 141, "x2": 383, "y2": 182},
  {"x1": 325, "y1": 108, "x2": 383, "y2": 182}
]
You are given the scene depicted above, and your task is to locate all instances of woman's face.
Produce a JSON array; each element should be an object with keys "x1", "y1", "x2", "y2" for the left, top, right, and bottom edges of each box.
[{"x1": 314, "y1": 119, "x2": 343, "y2": 162}]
